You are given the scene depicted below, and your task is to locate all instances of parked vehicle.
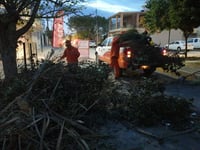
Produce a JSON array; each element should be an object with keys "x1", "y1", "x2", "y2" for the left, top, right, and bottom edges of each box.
[
  {"x1": 165, "y1": 40, "x2": 194, "y2": 51},
  {"x1": 187, "y1": 38, "x2": 200, "y2": 49},
  {"x1": 89, "y1": 40, "x2": 97, "y2": 48},
  {"x1": 95, "y1": 36, "x2": 167, "y2": 76}
]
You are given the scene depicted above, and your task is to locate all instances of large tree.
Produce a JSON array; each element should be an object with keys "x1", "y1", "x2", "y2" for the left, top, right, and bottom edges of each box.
[
  {"x1": 68, "y1": 15, "x2": 108, "y2": 40},
  {"x1": 169, "y1": 0, "x2": 200, "y2": 57},
  {"x1": 0, "y1": 0, "x2": 84, "y2": 80},
  {"x1": 144, "y1": 0, "x2": 171, "y2": 33},
  {"x1": 144, "y1": 0, "x2": 200, "y2": 57},
  {"x1": 144, "y1": 0, "x2": 172, "y2": 45}
]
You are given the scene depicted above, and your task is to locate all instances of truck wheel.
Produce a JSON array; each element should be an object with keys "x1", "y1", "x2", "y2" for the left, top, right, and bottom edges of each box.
[{"x1": 143, "y1": 67, "x2": 156, "y2": 77}]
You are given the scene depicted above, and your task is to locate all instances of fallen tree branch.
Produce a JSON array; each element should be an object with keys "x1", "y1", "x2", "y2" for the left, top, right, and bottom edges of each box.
[
  {"x1": 0, "y1": 98, "x2": 18, "y2": 116},
  {"x1": 0, "y1": 117, "x2": 20, "y2": 128}
]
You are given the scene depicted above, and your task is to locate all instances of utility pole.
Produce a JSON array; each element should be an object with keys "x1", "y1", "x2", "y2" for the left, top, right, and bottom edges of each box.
[{"x1": 96, "y1": 9, "x2": 99, "y2": 44}]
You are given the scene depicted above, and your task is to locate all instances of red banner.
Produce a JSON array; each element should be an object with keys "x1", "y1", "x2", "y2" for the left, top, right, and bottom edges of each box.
[{"x1": 52, "y1": 11, "x2": 64, "y2": 48}]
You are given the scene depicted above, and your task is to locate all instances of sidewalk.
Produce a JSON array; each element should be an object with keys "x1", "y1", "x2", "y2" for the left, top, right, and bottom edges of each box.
[
  {"x1": 178, "y1": 60, "x2": 200, "y2": 80},
  {"x1": 156, "y1": 59, "x2": 200, "y2": 81}
]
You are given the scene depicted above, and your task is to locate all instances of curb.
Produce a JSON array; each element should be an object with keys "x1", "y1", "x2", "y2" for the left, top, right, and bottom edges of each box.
[{"x1": 156, "y1": 68, "x2": 200, "y2": 82}]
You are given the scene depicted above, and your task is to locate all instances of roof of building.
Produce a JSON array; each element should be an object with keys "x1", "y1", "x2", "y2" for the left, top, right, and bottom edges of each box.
[{"x1": 109, "y1": 11, "x2": 145, "y2": 19}]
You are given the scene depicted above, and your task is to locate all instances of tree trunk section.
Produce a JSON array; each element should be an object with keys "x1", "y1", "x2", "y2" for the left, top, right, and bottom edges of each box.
[
  {"x1": 1, "y1": 48, "x2": 17, "y2": 80},
  {"x1": 0, "y1": 22, "x2": 18, "y2": 80}
]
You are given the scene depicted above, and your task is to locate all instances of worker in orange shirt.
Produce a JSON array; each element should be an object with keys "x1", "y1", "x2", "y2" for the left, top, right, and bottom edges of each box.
[
  {"x1": 60, "y1": 40, "x2": 80, "y2": 71},
  {"x1": 110, "y1": 36, "x2": 121, "y2": 79}
]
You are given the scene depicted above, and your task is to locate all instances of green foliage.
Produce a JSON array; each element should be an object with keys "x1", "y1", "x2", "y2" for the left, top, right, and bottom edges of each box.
[
  {"x1": 144, "y1": 0, "x2": 171, "y2": 33},
  {"x1": 109, "y1": 78, "x2": 194, "y2": 129},
  {"x1": 26, "y1": 61, "x2": 111, "y2": 117},
  {"x1": 119, "y1": 29, "x2": 184, "y2": 73},
  {"x1": 0, "y1": 76, "x2": 27, "y2": 103},
  {"x1": 68, "y1": 15, "x2": 108, "y2": 39},
  {"x1": 144, "y1": 0, "x2": 200, "y2": 41},
  {"x1": 167, "y1": 0, "x2": 200, "y2": 57},
  {"x1": 169, "y1": 0, "x2": 200, "y2": 36},
  {"x1": 162, "y1": 54, "x2": 185, "y2": 75},
  {"x1": 0, "y1": 61, "x2": 111, "y2": 149},
  {"x1": 131, "y1": 94, "x2": 193, "y2": 128},
  {"x1": 38, "y1": 0, "x2": 85, "y2": 17}
]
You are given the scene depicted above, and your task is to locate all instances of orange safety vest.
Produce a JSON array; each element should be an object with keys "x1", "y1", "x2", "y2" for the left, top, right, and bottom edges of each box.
[
  {"x1": 110, "y1": 37, "x2": 120, "y2": 78},
  {"x1": 61, "y1": 46, "x2": 80, "y2": 63},
  {"x1": 110, "y1": 36, "x2": 120, "y2": 58}
]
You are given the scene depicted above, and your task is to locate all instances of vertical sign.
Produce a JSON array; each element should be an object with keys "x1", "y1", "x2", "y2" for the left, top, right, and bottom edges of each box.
[{"x1": 52, "y1": 11, "x2": 64, "y2": 48}]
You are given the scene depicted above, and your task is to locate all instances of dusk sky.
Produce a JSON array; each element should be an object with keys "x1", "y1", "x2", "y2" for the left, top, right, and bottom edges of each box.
[
  {"x1": 83, "y1": 0, "x2": 147, "y2": 18},
  {"x1": 59, "y1": 0, "x2": 147, "y2": 34}
]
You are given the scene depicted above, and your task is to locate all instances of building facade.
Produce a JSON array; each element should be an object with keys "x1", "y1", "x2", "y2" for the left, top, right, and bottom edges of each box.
[
  {"x1": 108, "y1": 11, "x2": 200, "y2": 47},
  {"x1": 108, "y1": 11, "x2": 145, "y2": 36}
]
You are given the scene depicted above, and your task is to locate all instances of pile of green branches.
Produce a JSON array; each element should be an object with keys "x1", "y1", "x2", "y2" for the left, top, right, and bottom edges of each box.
[
  {"x1": 0, "y1": 58, "x2": 196, "y2": 149},
  {"x1": 119, "y1": 29, "x2": 185, "y2": 75},
  {"x1": 0, "y1": 60, "x2": 111, "y2": 150},
  {"x1": 108, "y1": 77, "x2": 194, "y2": 129}
]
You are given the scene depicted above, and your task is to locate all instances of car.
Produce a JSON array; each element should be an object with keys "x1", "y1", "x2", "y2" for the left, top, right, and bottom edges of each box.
[
  {"x1": 89, "y1": 40, "x2": 97, "y2": 48},
  {"x1": 187, "y1": 38, "x2": 200, "y2": 49},
  {"x1": 165, "y1": 40, "x2": 194, "y2": 51},
  {"x1": 95, "y1": 36, "x2": 166, "y2": 77}
]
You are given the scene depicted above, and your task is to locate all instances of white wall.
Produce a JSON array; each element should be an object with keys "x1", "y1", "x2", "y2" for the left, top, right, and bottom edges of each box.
[{"x1": 151, "y1": 29, "x2": 183, "y2": 47}]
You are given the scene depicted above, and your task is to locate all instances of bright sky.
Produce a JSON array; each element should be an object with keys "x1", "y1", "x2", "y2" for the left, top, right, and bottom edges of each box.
[{"x1": 84, "y1": 0, "x2": 146, "y2": 17}]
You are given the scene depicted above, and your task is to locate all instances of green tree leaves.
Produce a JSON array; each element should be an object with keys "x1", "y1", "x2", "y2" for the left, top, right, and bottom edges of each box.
[
  {"x1": 68, "y1": 15, "x2": 108, "y2": 40},
  {"x1": 144, "y1": 0, "x2": 200, "y2": 34},
  {"x1": 144, "y1": 0, "x2": 171, "y2": 33},
  {"x1": 144, "y1": 0, "x2": 200, "y2": 57}
]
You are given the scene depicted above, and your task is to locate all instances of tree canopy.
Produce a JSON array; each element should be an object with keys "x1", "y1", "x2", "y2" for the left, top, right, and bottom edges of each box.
[
  {"x1": 0, "y1": 0, "x2": 85, "y2": 80},
  {"x1": 144, "y1": 0, "x2": 200, "y2": 34},
  {"x1": 68, "y1": 15, "x2": 108, "y2": 40},
  {"x1": 144, "y1": 0, "x2": 200, "y2": 57},
  {"x1": 144, "y1": 0, "x2": 171, "y2": 33},
  {"x1": 169, "y1": 0, "x2": 200, "y2": 38}
]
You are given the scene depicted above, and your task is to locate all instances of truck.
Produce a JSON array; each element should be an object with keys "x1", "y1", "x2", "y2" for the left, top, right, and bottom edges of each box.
[{"x1": 95, "y1": 30, "x2": 183, "y2": 77}]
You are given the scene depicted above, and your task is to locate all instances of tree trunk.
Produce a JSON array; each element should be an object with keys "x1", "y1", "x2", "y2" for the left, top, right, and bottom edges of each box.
[
  {"x1": 183, "y1": 31, "x2": 191, "y2": 59},
  {"x1": 1, "y1": 47, "x2": 18, "y2": 80},
  {"x1": 0, "y1": 22, "x2": 18, "y2": 80},
  {"x1": 185, "y1": 37, "x2": 188, "y2": 58},
  {"x1": 167, "y1": 29, "x2": 171, "y2": 49}
]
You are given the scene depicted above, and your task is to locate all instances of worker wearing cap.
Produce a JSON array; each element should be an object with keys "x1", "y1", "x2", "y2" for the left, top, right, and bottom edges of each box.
[{"x1": 60, "y1": 40, "x2": 80, "y2": 71}]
